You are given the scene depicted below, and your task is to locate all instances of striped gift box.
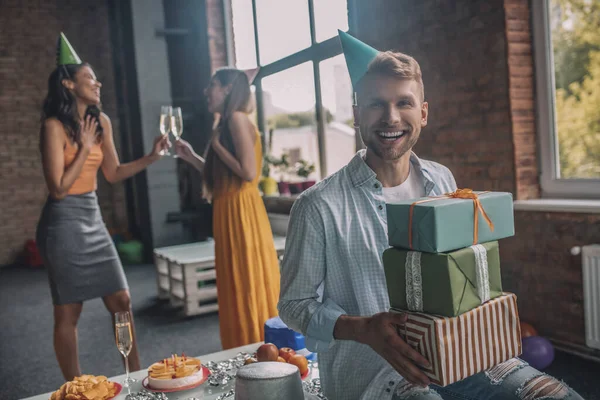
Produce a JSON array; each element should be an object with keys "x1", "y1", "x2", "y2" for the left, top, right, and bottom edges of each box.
[{"x1": 391, "y1": 293, "x2": 522, "y2": 386}]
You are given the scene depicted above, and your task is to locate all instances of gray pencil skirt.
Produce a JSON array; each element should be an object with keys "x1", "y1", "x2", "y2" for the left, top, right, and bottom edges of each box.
[{"x1": 36, "y1": 192, "x2": 129, "y2": 305}]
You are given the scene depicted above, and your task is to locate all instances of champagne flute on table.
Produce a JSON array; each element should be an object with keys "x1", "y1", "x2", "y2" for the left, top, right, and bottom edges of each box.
[
  {"x1": 159, "y1": 105, "x2": 172, "y2": 156},
  {"x1": 170, "y1": 107, "x2": 183, "y2": 158},
  {"x1": 115, "y1": 311, "x2": 136, "y2": 387}
]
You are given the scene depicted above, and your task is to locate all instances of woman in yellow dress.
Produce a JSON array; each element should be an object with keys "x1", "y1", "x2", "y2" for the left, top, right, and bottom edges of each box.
[{"x1": 175, "y1": 68, "x2": 280, "y2": 349}]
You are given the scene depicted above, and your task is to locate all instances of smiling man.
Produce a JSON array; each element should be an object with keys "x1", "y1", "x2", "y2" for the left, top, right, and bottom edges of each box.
[
  {"x1": 277, "y1": 31, "x2": 583, "y2": 400},
  {"x1": 350, "y1": 49, "x2": 433, "y2": 201},
  {"x1": 277, "y1": 31, "x2": 456, "y2": 399}
]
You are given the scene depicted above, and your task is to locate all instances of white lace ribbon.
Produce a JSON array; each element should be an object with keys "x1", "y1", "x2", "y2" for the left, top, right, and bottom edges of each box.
[
  {"x1": 470, "y1": 244, "x2": 490, "y2": 303},
  {"x1": 405, "y1": 247, "x2": 490, "y2": 310},
  {"x1": 405, "y1": 251, "x2": 423, "y2": 311}
]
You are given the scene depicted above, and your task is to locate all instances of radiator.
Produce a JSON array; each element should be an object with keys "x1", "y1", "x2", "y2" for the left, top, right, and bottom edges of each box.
[{"x1": 582, "y1": 244, "x2": 600, "y2": 350}]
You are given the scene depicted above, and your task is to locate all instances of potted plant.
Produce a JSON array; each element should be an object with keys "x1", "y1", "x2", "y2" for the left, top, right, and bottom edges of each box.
[
  {"x1": 259, "y1": 155, "x2": 278, "y2": 196},
  {"x1": 267, "y1": 153, "x2": 291, "y2": 196},
  {"x1": 296, "y1": 159, "x2": 316, "y2": 191},
  {"x1": 288, "y1": 181, "x2": 304, "y2": 195}
]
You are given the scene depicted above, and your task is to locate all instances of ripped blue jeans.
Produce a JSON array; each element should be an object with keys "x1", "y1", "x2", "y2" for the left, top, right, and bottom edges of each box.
[{"x1": 393, "y1": 358, "x2": 584, "y2": 400}]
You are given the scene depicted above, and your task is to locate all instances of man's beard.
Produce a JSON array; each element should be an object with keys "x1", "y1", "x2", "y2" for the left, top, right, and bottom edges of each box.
[{"x1": 363, "y1": 129, "x2": 419, "y2": 161}]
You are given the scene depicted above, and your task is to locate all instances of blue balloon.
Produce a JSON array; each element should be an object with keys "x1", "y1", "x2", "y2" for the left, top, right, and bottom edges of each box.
[{"x1": 521, "y1": 336, "x2": 555, "y2": 370}]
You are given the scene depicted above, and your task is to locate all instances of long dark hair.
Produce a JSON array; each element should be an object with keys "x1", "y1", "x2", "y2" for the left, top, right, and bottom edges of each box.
[
  {"x1": 41, "y1": 63, "x2": 103, "y2": 144},
  {"x1": 203, "y1": 68, "x2": 254, "y2": 198}
]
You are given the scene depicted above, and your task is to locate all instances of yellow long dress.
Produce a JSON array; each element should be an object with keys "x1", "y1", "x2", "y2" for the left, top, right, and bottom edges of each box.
[{"x1": 211, "y1": 132, "x2": 281, "y2": 349}]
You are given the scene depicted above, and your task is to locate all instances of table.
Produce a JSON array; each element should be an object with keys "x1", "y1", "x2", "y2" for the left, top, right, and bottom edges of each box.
[{"x1": 22, "y1": 343, "x2": 320, "y2": 400}]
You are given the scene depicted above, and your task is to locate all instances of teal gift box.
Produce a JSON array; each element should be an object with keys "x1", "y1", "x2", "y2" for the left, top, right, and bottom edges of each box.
[{"x1": 386, "y1": 190, "x2": 514, "y2": 253}]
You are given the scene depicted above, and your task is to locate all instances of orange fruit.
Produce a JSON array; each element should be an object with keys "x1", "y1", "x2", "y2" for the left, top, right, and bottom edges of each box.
[
  {"x1": 277, "y1": 356, "x2": 286, "y2": 363},
  {"x1": 279, "y1": 347, "x2": 296, "y2": 362},
  {"x1": 288, "y1": 354, "x2": 308, "y2": 375}
]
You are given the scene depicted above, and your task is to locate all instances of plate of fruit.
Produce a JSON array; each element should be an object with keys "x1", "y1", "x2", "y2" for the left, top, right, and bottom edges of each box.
[{"x1": 245, "y1": 343, "x2": 311, "y2": 380}]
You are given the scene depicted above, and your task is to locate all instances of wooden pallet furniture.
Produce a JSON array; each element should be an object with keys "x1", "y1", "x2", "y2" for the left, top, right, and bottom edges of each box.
[{"x1": 153, "y1": 236, "x2": 287, "y2": 316}]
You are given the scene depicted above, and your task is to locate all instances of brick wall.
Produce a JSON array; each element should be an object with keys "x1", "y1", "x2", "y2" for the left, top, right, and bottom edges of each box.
[
  {"x1": 0, "y1": 0, "x2": 127, "y2": 266},
  {"x1": 502, "y1": 212, "x2": 600, "y2": 345},
  {"x1": 347, "y1": 0, "x2": 600, "y2": 349},
  {"x1": 206, "y1": 0, "x2": 230, "y2": 73},
  {"x1": 505, "y1": 0, "x2": 540, "y2": 200},
  {"x1": 351, "y1": 0, "x2": 597, "y2": 347},
  {"x1": 499, "y1": 0, "x2": 598, "y2": 347},
  {"x1": 353, "y1": 0, "x2": 516, "y2": 193}
]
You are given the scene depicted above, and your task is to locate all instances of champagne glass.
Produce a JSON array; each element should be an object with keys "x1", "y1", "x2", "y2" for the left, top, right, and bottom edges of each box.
[
  {"x1": 170, "y1": 107, "x2": 183, "y2": 158},
  {"x1": 159, "y1": 105, "x2": 172, "y2": 156},
  {"x1": 115, "y1": 311, "x2": 136, "y2": 387}
]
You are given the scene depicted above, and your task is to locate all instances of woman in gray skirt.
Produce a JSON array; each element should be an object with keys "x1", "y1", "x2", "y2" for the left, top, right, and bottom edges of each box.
[{"x1": 36, "y1": 33, "x2": 169, "y2": 381}]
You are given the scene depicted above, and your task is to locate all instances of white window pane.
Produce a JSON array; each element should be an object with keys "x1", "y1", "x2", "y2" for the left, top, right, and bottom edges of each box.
[
  {"x1": 231, "y1": 0, "x2": 257, "y2": 69},
  {"x1": 550, "y1": 0, "x2": 600, "y2": 179},
  {"x1": 255, "y1": 0, "x2": 311, "y2": 65},
  {"x1": 262, "y1": 62, "x2": 320, "y2": 182},
  {"x1": 320, "y1": 55, "x2": 355, "y2": 176},
  {"x1": 313, "y1": 0, "x2": 349, "y2": 43}
]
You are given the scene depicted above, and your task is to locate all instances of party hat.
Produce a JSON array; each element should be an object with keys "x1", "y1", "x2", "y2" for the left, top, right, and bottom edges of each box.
[
  {"x1": 243, "y1": 67, "x2": 260, "y2": 84},
  {"x1": 338, "y1": 30, "x2": 380, "y2": 89},
  {"x1": 56, "y1": 32, "x2": 82, "y2": 66}
]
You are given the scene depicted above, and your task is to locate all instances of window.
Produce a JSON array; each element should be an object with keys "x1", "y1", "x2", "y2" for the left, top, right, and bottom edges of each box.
[
  {"x1": 255, "y1": 0, "x2": 312, "y2": 65},
  {"x1": 533, "y1": 0, "x2": 600, "y2": 198},
  {"x1": 320, "y1": 55, "x2": 356, "y2": 175},
  {"x1": 313, "y1": 0, "x2": 349, "y2": 43},
  {"x1": 229, "y1": 0, "x2": 356, "y2": 181},
  {"x1": 262, "y1": 62, "x2": 320, "y2": 179},
  {"x1": 287, "y1": 148, "x2": 302, "y2": 165},
  {"x1": 230, "y1": 0, "x2": 257, "y2": 69}
]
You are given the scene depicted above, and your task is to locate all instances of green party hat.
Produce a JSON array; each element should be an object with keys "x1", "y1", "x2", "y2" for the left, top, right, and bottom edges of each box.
[
  {"x1": 338, "y1": 30, "x2": 380, "y2": 89},
  {"x1": 56, "y1": 32, "x2": 82, "y2": 66}
]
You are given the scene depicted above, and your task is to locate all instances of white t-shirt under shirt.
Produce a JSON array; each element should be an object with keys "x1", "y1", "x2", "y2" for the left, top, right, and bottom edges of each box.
[{"x1": 382, "y1": 164, "x2": 425, "y2": 203}]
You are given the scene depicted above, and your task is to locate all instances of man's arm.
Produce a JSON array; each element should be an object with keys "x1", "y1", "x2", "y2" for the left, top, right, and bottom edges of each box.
[
  {"x1": 277, "y1": 195, "x2": 347, "y2": 352},
  {"x1": 278, "y1": 194, "x2": 432, "y2": 386},
  {"x1": 333, "y1": 312, "x2": 432, "y2": 386}
]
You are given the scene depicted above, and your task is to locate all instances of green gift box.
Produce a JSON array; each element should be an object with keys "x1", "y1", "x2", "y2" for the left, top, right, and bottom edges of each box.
[
  {"x1": 386, "y1": 190, "x2": 514, "y2": 253},
  {"x1": 383, "y1": 241, "x2": 502, "y2": 317}
]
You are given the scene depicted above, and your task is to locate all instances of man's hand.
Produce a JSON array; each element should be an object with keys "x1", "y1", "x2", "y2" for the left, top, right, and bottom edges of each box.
[{"x1": 334, "y1": 312, "x2": 432, "y2": 387}]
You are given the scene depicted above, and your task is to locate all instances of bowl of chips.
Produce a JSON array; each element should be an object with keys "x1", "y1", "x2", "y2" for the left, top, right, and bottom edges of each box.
[{"x1": 50, "y1": 375, "x2": 121, "y2": 400}]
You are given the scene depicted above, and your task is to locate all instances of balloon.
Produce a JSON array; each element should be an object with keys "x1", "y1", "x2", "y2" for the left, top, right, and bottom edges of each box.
[
  {"x1": 520, "y1": 322, "x2": 538, "y2": 338},
  {"x1": 521, "y1": 336, "x2": 555, "y2": 370}
]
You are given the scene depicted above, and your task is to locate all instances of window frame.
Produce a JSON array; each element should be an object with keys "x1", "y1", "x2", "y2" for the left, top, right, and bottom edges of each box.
[
  {"x1": 532, "y1": 0, "x2": 600, "y2": 199},
  {"x1": 226, "y1": 0, "x2": 357, "y2": 178}
]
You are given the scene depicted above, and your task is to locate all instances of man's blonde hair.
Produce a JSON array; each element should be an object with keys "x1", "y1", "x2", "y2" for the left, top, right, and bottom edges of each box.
[{"x1": 359, "y1": 51, "x2": 425, "y2": 102}]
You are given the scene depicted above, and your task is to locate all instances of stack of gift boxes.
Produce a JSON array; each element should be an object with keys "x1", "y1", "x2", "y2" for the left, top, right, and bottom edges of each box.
[{"x1": 383, "y1": 189, "x2": 522, "y2": 387}]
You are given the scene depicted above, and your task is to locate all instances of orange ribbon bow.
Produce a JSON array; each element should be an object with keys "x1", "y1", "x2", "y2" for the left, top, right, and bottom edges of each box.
[{"x1": 408, "y1": 189, "x2": 495, "y2": 249}]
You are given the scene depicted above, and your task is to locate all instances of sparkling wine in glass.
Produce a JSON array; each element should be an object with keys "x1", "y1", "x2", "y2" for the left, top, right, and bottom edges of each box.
[
  {"x1": 170, "y1": 107, "x2": 183, "y2": 158},
  {"x1": 159, "y1": 105, "x2": 172, "y2": 156},
  {"x1": 115, "y1": 311, "x2": 136, "y2": 387}
]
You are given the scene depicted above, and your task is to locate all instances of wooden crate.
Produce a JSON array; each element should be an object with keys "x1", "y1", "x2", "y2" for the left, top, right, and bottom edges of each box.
[
  {"x1": 153, "y1": 236, "x2": 287, "y2": 316},
  {"x1": 153, "y1": 241, "x2": 210, "y2": 300}
]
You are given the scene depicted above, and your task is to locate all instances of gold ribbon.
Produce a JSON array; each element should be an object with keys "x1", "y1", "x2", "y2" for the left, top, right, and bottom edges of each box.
[{"x1": 408, "y1": 189, "x2": 495, "y2": 249}]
